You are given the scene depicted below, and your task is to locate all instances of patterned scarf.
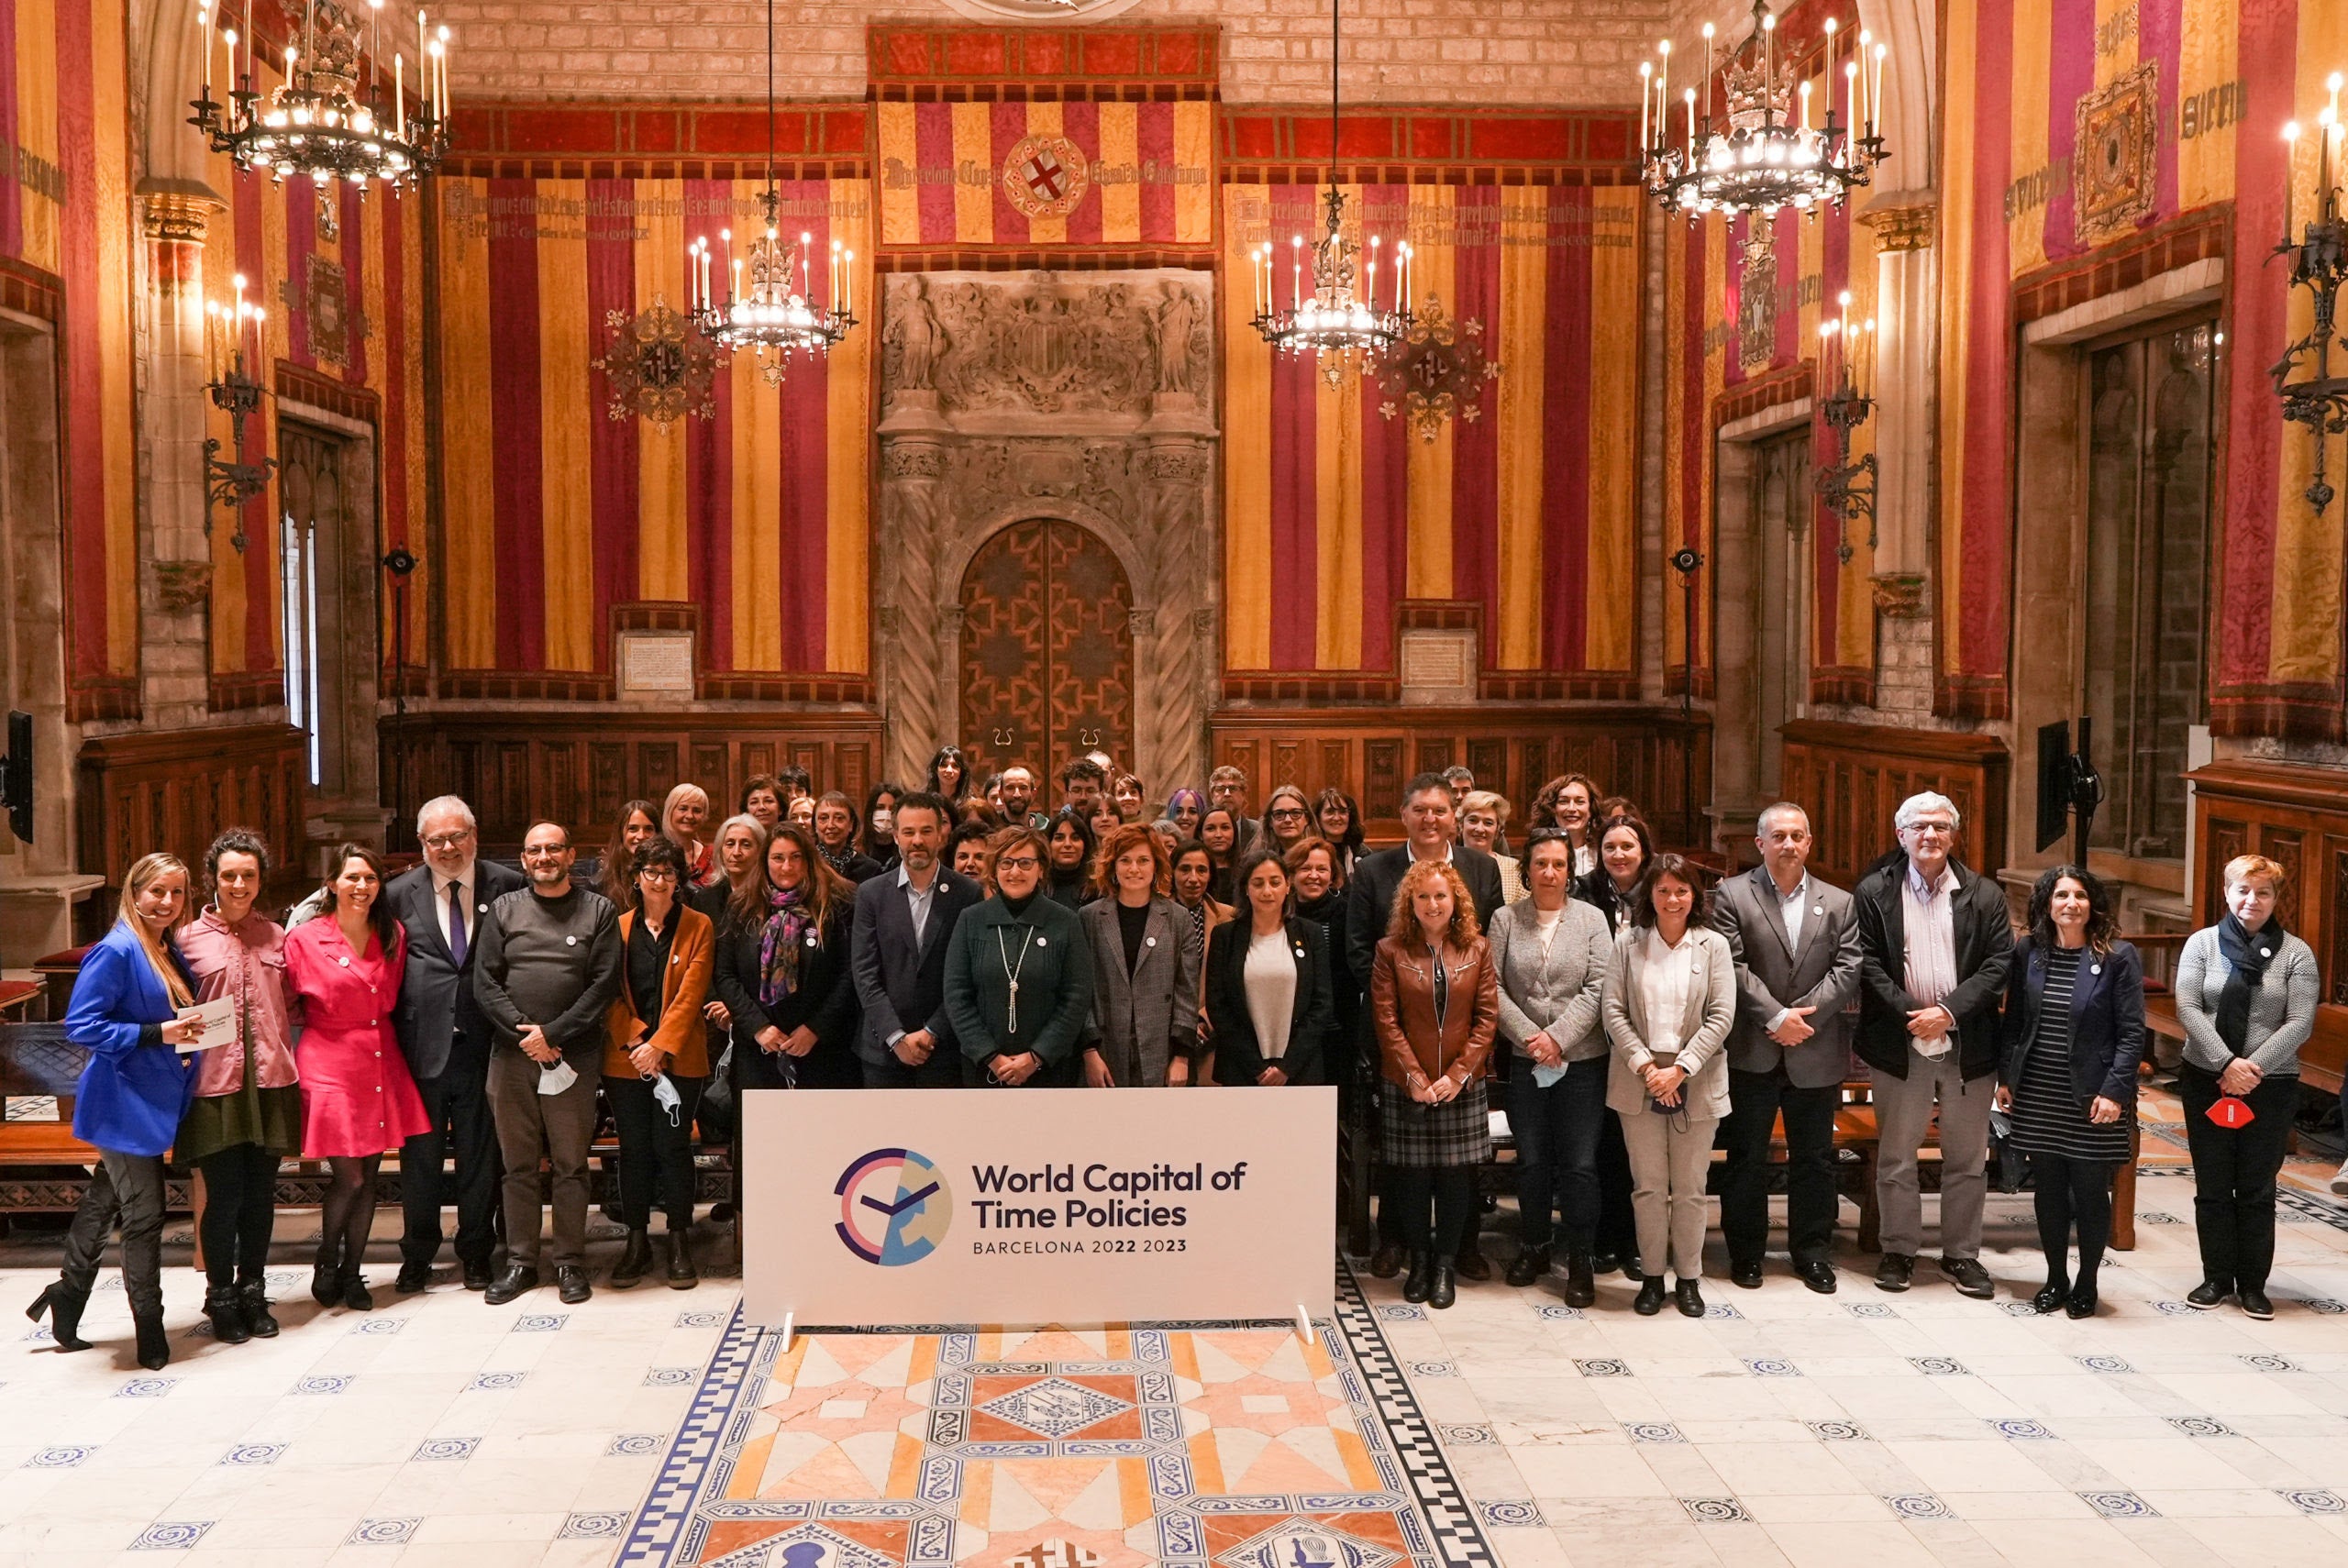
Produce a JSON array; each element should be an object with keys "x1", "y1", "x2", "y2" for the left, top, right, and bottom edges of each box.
[{"x1": 757, "y1": 882, "x2": 815, "y2": 1010}]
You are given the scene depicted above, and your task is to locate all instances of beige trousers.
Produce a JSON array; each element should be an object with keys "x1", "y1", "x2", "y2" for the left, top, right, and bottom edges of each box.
[{"x1": 1620, "y1": 1107, "x2": 1721, "y2": 1281}]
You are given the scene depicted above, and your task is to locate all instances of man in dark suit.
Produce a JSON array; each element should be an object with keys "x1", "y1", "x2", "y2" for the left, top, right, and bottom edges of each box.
[
  {"x1": 1711, "y1": 803, "x2": 1864, "y2": 1294},
  {"x1": 1854, "y1": 790, "x2": 2015, "y2": 1299},
  {"x1": 387, "y1": 795, "x2": 527, "y2": 1293},
  {"x1": 1344, "y1": 772, "x2": 1508, "y2": 1278},
  {"x1": 850, "y1": 792, "x2": 985, "y2": 1088}
]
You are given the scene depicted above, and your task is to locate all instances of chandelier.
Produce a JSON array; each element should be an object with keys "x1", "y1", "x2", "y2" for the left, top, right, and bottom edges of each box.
[
  {"x1": 1639, "y1": 0, "x2": 1887, "y2": 221},
  {"x1": 1248, "y1": 0, "x2": 1411, "y2": 386},
  {"x1": 191, "y1": 0, "x2": 449, "y2": 189},
  {"x1": 2273, "y1": 79, "x2": 2348, "y2": 514},
  {"x1": 685, "y1": 0, "x2": 857, "y2": 382}
]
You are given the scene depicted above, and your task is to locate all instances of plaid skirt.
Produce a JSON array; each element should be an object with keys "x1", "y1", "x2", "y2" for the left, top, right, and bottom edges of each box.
[{"x1": 1379, "y1": 1077, "x2": 1491, "y2": 1167}]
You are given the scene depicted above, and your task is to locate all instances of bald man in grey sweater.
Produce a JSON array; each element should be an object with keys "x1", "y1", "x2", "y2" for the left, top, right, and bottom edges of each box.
[{"x1": 473, "y1": 822, "x2": 621, "y2": 1305}]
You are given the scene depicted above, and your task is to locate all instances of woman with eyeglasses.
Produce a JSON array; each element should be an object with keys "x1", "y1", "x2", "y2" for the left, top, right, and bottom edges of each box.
[
  {"x1": 945, "y1": 826, "x2": 1096, "y2": 1087},
  {"x1": 603, "y1": 837, "x2": 714, "y2": 1289},
  {"x1": 1261, "y1": 786, "x2": 1316, "y2": 862},
  {"x1": 1602, "y1": 854, "x2": 1735, "y2": 1318}
]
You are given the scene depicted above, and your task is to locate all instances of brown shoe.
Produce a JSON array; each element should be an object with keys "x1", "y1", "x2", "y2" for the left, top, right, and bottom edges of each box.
[
  {"x1": 1368, "y1": 1241, "x2": 1405, "y2": 1278},
  {"x1": 1453, "y1": 1244, "x2": 1491, "y2": 1283}
]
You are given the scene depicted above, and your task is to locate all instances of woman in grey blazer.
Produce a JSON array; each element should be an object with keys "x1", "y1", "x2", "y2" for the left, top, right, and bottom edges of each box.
[
  {"x1": 2174, "y1": 853, "x2": 2321, "y2": 1320},
  {"x1": 1490, "y1": 829, "x2": 1616, "y2": 1302},
  {"x1": 1078, "y1": 823, "x2": 1203, "y2": 1088},
  {"x1": 1602, "y1": 854, "x2": 1737, "y2": 1318}
]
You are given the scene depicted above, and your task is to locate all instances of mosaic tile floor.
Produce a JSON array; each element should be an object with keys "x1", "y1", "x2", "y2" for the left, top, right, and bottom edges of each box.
[{"x1": 0, "y1": 1085, "x2": 2342, "y2": 1568}]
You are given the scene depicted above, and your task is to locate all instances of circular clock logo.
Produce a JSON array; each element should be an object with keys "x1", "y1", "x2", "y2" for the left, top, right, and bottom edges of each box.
[{"x1": 834, "y1": 1148, "x2": 953, "y2": 1265}]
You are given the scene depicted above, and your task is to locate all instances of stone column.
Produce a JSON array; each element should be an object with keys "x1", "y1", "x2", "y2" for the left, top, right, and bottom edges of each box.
[
  {"x1": 877, "y1": 436, "x2": 951, "y2": 787},
  {"x1": 1858, "y1": 199, "x2": 1937, "y2": 717},
  {"x1": 1138, "y1": 437, "x2": 1213, "y2": 791},
  {"x1": 138, "y1": 182, "x2": 227, "y2": 730}
]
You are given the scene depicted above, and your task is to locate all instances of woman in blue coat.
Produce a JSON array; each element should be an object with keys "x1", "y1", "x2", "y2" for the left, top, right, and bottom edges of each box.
[
  {"x1": 1997, "y1": 866, "x2": 2144, "y2": 1320},
  {"x1": 26, "y1": 854, "x2": 205, "y2": 1368}
]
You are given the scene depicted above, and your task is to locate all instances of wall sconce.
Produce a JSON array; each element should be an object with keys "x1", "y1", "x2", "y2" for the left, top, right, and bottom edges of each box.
[
  {"x1": 203, "y1": 276, "x2": 275, "y2": 553},
  {"x1": 2275, "y1": 88, "x2": 2348, "y2": 515},
  {"x1": 1813, "y1": 294, "x2": 1877, "y2": 562}
]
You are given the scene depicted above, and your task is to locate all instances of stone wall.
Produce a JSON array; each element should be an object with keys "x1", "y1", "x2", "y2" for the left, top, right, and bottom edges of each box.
[{"x1": 437, "y1": 0, "x2": 1669, "y2": 105}]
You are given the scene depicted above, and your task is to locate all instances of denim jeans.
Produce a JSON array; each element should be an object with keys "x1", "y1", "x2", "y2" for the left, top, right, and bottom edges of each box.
[{"x1": 1508, "y1": 1055, "x2": 1610, "y2": 1252}]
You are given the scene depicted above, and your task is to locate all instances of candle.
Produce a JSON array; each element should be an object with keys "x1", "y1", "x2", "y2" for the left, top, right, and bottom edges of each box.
[
  {"x1": 200, "y1": 6, "x2": 212, "y2": 96},
  {"x1": 1872, "y1": 44, "x2": 1886, "y2": 135},
  {"x1": 1367, "y1": 233, "x2": 1380, "y2": 312},
  {"x1": 1639, "y1": 61, "x2": 1652, "y2": 150},
  {"x1": 2322, "y1": 106, "x2": 2337, "y2": 215},
  {"x1": 1656, "y1": 39, "x2": 1669, "y2": 133},
  {"x1": 1762, "y1": 12, "x2": 1776, "y2": 126},
  {"x1": 1701, "y1": 23, "x2": 1714, "y2": 124},
  {"x1": 2283, "y1": 122, "x2": 2300, "y2": 245},
  {"x1": 243, "y1": 0, "x2": 252, "y2": 84},
  {"x1": 418, "y1": 8, "x2": 426, "y2": 92},
  {"x1": 843, "y1": 248, "x2": 853, "y2": 317},
  {"x1": 1684, "y1": 87, "x2": 1696, "y2": 158},
  {"x1": 1800, "y1": 79, "x2": 1811, "y2": 134},
  {"x1": 801, "y1": 232, "x2": 812, "y2": 302},
  {"x1": 1291, "y1": 235, "x2": 1302, "y2": 311},
  {"x1": 1844, "y1": 61, "x2": 1858, "y2": 162},
  {"x1": 393, "y1": 52, "x2": 403, "y2": 138}
]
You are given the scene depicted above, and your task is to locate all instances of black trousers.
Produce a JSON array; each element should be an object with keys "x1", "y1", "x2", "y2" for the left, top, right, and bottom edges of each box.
[
  {"x1": 2030, "y1": 1151, "x2": 2117, "y2": 1287},
  {"x1": 863, "y1": 1045, "x2": 964, "y2": 1088},
  {"x1": 1720, "y1": 1068, "x2": 1842, "y2": 1267},
  {"x1": 61, "y1": 1150, "x2": 166, "y2": 1318},
  {"x1": 400, "y1": 1055, "x2": 503, "y2": 1271},
  {"x1": 1595, "y1": 1108, "x2": 1639, "y2": 1260},
  {"x1": 1508, "y1": 1055, "x2": 1610, "y2": 1252},
  {"x1": 1395, "y1": 1165, "x2": 1477, "y2": 1258},
  {"x1": 195, "y1": 1143, "x2": 279, "y2": 1288},
  {"x1": 2178, "y1": 1065, "x2": 2298, "y2": 1292},
  {"x1": 605, "y1": 1073, "x2": 705, "y2": 1231}
]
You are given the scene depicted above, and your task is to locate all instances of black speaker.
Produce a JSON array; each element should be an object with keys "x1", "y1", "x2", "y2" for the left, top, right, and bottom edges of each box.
[{"x1": 1, "y1": 711, "x2": 32, "y2": 845}]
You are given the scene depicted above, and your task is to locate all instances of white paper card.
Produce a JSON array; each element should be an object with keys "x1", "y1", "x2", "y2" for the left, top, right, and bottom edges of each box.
[{"x1": 183, "y1": 996, "x2": 238, "y2": 1054}]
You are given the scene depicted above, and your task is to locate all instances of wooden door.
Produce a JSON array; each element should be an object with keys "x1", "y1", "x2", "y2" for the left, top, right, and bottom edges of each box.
[{"x1": 958, "y1": 519, "x2": 1133, "y2": 783}]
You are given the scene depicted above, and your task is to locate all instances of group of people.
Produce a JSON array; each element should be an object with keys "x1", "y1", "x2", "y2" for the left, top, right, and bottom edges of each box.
[{"x1": 26, "y1": 750, "x2": 2329, "y2": 1366}]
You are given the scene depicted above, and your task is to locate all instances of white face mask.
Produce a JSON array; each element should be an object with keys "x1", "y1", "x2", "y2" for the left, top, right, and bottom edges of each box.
[{"x1": 537, "y1": 1059, "x2": 580, "y2": 1096}]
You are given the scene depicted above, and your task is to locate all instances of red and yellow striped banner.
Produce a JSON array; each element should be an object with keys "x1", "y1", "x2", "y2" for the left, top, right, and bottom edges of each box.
[
  {"x1": 877, "y1": 101, "x2": 1213, "y2": 249},
  {"x1": 1223, "y1": 182, "x2": 1641, "y2": 680},
  {"x1": 436, "y1": 176, "x2": 872, "y2": 677}
]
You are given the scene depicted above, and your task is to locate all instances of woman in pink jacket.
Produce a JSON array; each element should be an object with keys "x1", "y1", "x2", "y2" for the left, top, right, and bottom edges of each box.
[
  {"x1": 176, "y1": 830, "x2": 301, "y2": 1344},
  {"x1": 284, "y1": 844, "x2": 429, "y2": 1310}
]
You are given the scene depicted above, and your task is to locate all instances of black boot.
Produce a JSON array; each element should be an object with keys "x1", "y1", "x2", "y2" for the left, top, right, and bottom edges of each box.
[
  {"x1": 203, "y1": 1286, "x2": 250, "y2": 1345},
  {"x1": 665, "y1": 1230, "x2": 699, "y2": 1290},
  {"x1": 238, "y1": 1278, "x2": 280, "y2": 1339},
  {"x1": 133, "y1": 1311, "x2": 171, "y2": 1371},
  {"x1": 1562, "y1": 1252, "x2": 1596, "y2": 1309},
  {"x1": 1401, "y1": 1251, "x2": 1434, "y2": 1304},
  {"x1": 1428, "y1": 1261, "x2": 1458, "y2": 1310},
  {"x1": 1634, "y1": 1275, "x2": 1667, "y2": 1316},
  {"x1": 1504, "y1": 1245, "x2": 1551, "y2": 1288},
  {"x1": 341, "y1": 1270, "x2": 374, "y2": 1311},
  {"x1": 612, "y1": 1228, "x2": 652, "y2": 1288},
  {"x1": 27, "y1": 1281, "x2": 92, "y2": 1352},
  {"x1": 312, "y1": 1241, "x2": 342, "y2": 1308}
]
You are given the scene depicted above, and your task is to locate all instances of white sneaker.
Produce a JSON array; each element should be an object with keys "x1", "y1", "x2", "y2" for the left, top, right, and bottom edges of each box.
[{"x1": 2332, "y1": 1158, "x2": 2347, "y2": 1197}]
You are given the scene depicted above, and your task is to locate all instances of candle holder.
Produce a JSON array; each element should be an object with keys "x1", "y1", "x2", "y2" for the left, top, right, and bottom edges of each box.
[
  {"x1": 1815, "y1": 374, "x2": 1877, "y2": 563},
  {"x1": 2271, "y1": 211, "x2": 2348, "y2": 515},
  {"x1": 203, "y1": 352, "x2": 276, "y2": 554}
]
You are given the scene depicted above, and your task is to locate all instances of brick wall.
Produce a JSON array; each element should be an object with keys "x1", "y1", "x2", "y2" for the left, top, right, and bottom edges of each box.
[{"x1": 437, "y1": 0, "x2": 1670, "y2": 105}]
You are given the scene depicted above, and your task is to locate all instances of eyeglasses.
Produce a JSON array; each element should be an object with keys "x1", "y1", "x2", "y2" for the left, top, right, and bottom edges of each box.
[
  {"x1": 1904, "y1": 821, "x2": 1956, "y2": 837},
  {"x1": 422, "y1": 833, "x2": 473, "y2": 851},
  {"x1": 637, "y1": 868, "x2": 678, "y2": 885},
  {"x1": 1268, "y1": 807, "x2": 1308, "y2": 821},
  {"x1": 995, "y1": 856, "x2": 1041, "y2": 872},
  {"x1": 521, "y1": 845, "x2": 569, "y2": 859}
]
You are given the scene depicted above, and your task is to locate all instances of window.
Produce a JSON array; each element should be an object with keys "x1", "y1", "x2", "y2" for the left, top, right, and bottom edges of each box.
[{"x1": 2081, "y1": 320, "x2": 2216, "y2": 863}]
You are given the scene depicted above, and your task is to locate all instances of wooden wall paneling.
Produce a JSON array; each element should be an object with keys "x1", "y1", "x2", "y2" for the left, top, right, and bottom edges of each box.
[
  {"x1": 742, "y1": 741, "x2": 777, "y2": 780},
  {"x1": 2189, "y1": 758, "x2": 2348, "y2": 1020},
  {"x1": 1467, "y1": 739, "x2": 1509, "y2": 801},
  {"x1": 1778, "y1": 720, "x2": 2011, "y2": 893},
  {"x1": 1319, "y1": 742, "x2": 1348, "y2": 797},
  {"x1": 76, "y1": 727, "x2": 308, "y2": 895},
  {"x1": 588, "y1": 744, "x2": 628, "y2": 824}
]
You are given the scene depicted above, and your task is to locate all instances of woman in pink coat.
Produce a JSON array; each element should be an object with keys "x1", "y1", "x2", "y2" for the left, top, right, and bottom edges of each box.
[{"x1": 284, "y1": 844, "x2": 429, "y2": 1310}]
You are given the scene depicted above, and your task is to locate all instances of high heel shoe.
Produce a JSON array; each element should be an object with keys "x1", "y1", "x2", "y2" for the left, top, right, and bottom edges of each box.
[{"x1": 26, "y1": 1281, "x2": 92, "y2": 1352}]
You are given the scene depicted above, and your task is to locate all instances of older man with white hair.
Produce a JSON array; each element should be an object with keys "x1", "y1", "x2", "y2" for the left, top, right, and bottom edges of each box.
[
  {"x1": 1853, "y1": 791, "x2": 2014, "y2": 1298},
  {"x1": 384, "y1": 797, "x2": 527, "y2": 1292}
]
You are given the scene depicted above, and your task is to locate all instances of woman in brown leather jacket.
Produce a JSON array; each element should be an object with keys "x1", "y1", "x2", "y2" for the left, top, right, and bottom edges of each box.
[{"x1": 1370, "y1": 858, "x2": 1501, "y2": 1309}]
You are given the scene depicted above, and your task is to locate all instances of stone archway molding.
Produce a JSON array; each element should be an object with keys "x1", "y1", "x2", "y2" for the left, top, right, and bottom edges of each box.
[{"x1": 873, "y1": 268, "x2": 1218, "y2": 797}]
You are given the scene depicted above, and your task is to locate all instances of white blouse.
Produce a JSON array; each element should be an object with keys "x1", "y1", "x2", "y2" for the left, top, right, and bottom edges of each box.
[
  {"x1": 1639, "y1": 925, "x2": 1700, "y2": 1060},
  {"x1": 1244, "y1": 929, "x2": 1299, "y2": 1061}
]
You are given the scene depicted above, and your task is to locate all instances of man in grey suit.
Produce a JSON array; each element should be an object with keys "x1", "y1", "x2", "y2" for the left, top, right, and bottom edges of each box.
[
  {"x1": 1710, "y1": 802, "x2": 1864, "y2": 1294},
  {"x1": 386, "y1": 796, "x2": 527, "y2": 1293},
  {"x1": 850, "y1": 792, "x2": 984, "y2": 1088}
]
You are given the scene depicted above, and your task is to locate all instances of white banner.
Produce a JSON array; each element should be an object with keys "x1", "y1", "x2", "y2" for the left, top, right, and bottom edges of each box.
[{"x1": 740, "y1": 1087, "x2": 1336, "y2": 1329}]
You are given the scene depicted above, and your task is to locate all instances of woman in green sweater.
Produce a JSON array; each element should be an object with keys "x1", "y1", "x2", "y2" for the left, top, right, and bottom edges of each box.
[{"x1": 946, "y1": 826, "x2": 1095, "y2": 1087}]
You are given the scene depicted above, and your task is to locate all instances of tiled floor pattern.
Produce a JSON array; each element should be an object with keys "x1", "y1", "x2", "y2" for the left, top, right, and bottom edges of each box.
[{"x1": 0, "y1": 1088, "x2": 2340, "y2": 1568}]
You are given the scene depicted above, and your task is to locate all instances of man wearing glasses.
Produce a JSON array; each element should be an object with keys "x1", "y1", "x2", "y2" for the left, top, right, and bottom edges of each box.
[
  {"x1": 1853, "y1": 791, "x2": 2014, "y2": 1298},
  {"x1": 472, "y1": 822, "x2": 623, "y2": 1304},
  {"x1": 385, "y1": 797, "x2": 527, "y2": 1293}
]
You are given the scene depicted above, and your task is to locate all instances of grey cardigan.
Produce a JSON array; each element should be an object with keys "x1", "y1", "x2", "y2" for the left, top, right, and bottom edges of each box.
[
  {"x1": 1600, "y1": 923, "x2": 1738, "y2": 1120},
  {"x1": 2174, "y1": 923, "x2": 2321, "y2": 1078},
  {"x1": 1487, "y1": 899, "x2": 1613, "y2": 1063}
]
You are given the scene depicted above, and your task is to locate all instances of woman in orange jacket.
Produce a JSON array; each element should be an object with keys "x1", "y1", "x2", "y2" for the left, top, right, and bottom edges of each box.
[{"x1": 602, "y1": 836, "x2": 715, "y2": 1288}]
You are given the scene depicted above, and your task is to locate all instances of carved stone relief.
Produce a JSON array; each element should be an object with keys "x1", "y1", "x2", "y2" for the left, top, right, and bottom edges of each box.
[{"x1": 873, "y1": 269, "x2": 1217, "y2": 791}]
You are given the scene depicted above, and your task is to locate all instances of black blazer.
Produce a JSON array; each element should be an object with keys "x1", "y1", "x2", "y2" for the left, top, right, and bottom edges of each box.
[
  {"x1": 1343, "y1": 843, "x2": 1506, "y2": 1001},
  {"x1": 711, "y1": 901, "x2": 861, "y2": 1085},
  {"x1": 1852, "y1": 856, "x2": 2015, "y2": 1080},
  {"x1": 1206, "y1": 916, "x2": 1336, "y2": 1087},
  {"x1": 1572, "y1": 869, "x2": 1639, "y2": 935},
  {"x1": 1999, "y1": 937, "x2": 2145, "y2": 1109},
  {"x1": 386, "y1": 858, "x2": 527, "y2": 1081},
  {"x1": 848, "y1": 867, "x2": 984, "y2": 1068}
]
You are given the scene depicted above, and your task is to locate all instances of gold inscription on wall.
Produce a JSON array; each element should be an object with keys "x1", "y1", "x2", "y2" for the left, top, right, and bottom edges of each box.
[{"x1": 440, "y1": 187, "x2": 869, "y2": 245}]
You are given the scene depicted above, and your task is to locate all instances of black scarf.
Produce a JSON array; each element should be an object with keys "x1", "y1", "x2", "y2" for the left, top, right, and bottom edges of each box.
[
  {"x1": 997, "y1": 889, "x2": 1040, "y2": 921},
  {"x1": 2215, "y1": 913, "x2": 2286, "y2": 1058}
]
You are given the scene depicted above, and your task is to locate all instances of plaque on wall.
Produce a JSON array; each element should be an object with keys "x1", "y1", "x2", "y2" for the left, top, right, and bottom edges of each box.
[
  {"x1": 1399, "y1": 628, "x2": 1479, "y2": 706},
  {"x1": 616, "y1": 630, "x2": 696, "y2": 699}
]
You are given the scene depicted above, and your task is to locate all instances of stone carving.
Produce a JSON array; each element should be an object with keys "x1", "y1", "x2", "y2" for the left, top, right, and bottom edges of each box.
[
  {"x1": 881, "y1": 271, "x2": 1211, "y2": 419},
  {"x1": 1860, "y1": 202, "x2": 1936, "y2": 253},
  {"x1": 881, "y1": 442, "x2": 948, "y2": 480}
]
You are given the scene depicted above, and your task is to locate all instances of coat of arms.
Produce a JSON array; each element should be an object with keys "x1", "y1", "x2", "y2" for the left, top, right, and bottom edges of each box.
[{"x1": 1002, "y1": 134, "x2": 1090, "y2": 220}]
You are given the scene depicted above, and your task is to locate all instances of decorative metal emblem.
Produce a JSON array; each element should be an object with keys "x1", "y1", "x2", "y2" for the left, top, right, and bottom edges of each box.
[
  {"x1": 1002, "y1": 134, "x2": 1090, "y2": 219},
  {"x1": 305, "y1": 255, "x2": 349, "y2": 367},
  {"x1": 591, "y1": 298, "x2": 716, "y2": 425},
  {"x1": 1376, "y1": 295, "x2": 1501, "y2": 444},
  {"x1": 2074, "y1": 64, "x2": 2159, "y2": 247}
]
